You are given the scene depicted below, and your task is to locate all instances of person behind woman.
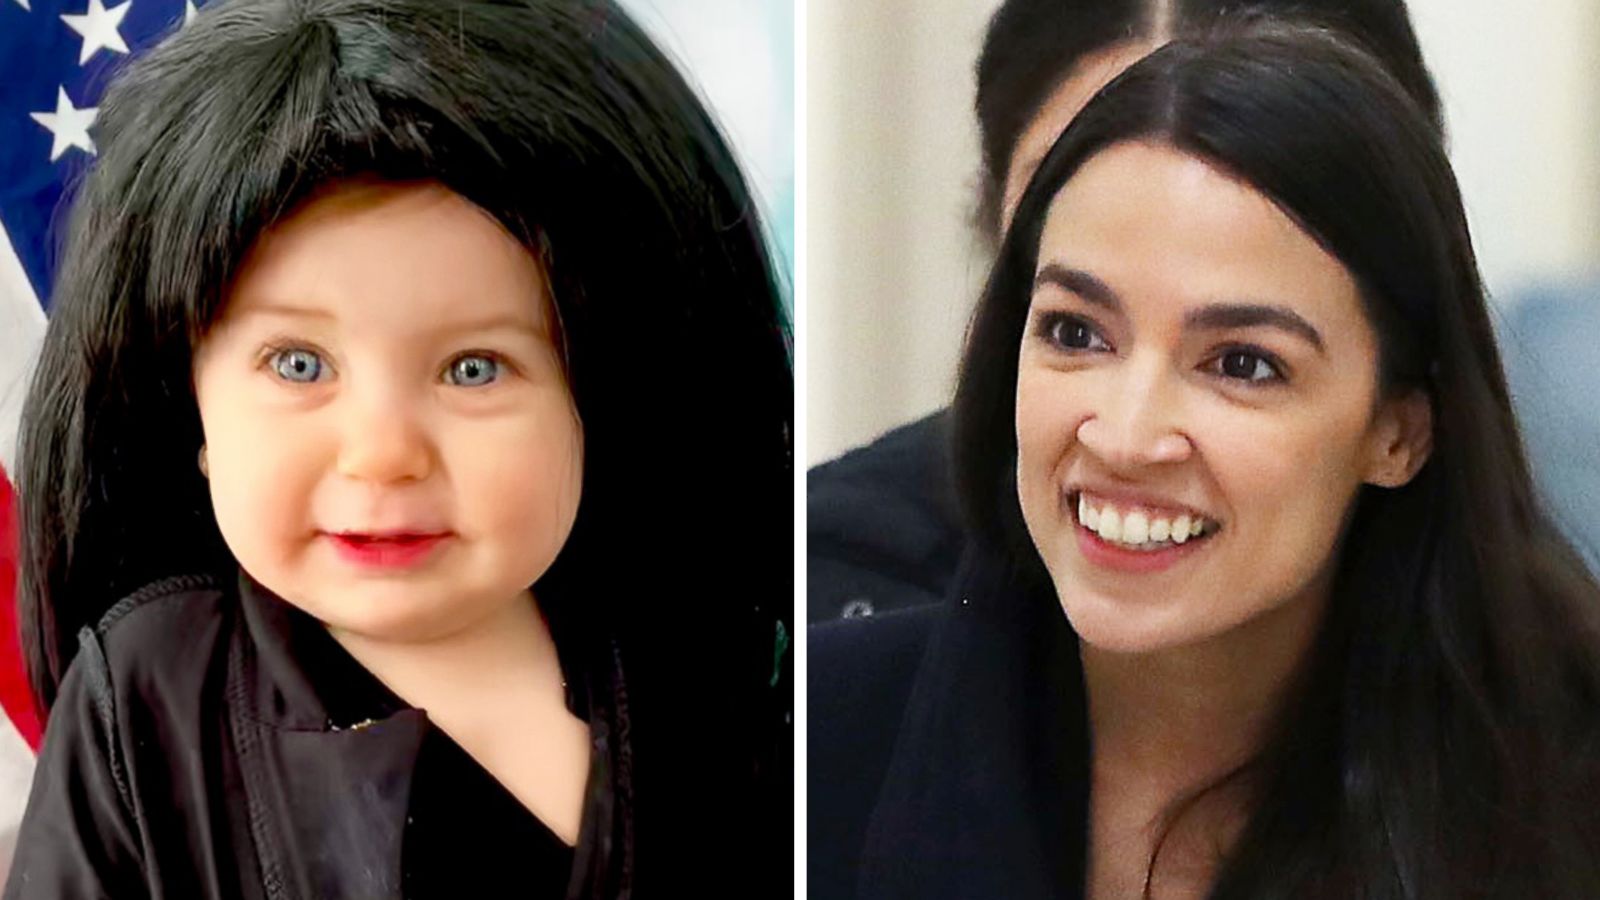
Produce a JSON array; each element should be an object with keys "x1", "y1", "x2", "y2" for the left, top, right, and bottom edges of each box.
[
  {"x1": 816, "y1": 22, "x2": 1600, "y2": 900},
  {"x1": 8, "y1": 0, "x2": 791, "y2": 896},
  {"x1": 808, "y1": 0, "x2": 1440, "y2": 623}
]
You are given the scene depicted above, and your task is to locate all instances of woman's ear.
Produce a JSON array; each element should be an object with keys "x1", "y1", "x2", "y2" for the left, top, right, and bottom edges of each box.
[{"x1": 1363, "y1": 388, "x2": 1433, "y2": 488}]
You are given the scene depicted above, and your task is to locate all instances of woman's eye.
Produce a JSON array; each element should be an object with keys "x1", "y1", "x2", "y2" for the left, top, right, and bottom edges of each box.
[
  {"x1": 269, "y1": 348, "x2": 326, "y2": 383},
  {"x1": 1216, "y1": 349, "x2": 1284, "y2": 384},
  {"x1": 446, "y1": 353, "x2": 501, "y2": 387},
  {"x1": 1043, "y1": 313, "x2": 1111, "y2": 352}
]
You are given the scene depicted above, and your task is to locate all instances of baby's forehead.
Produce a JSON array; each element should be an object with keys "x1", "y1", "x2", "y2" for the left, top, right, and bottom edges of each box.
[{"x1": 220, "y1": 179, "x2": 555, "y2": 336}]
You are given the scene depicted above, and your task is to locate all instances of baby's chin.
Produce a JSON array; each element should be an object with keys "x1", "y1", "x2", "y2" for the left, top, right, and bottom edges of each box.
[
  {"x1": 243, "y1": 563, "x2": 460, "y2": 643},
  {"x1": 306, "y1": 587, "x2": 490, "y2": 647}
]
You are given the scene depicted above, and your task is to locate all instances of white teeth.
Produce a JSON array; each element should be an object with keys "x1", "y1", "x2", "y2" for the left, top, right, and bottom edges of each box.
[
  {"x1": 1075, "y1": 493, "x2": 1217, "y2": 549},
  {"x1": 1097, "y1": 508, "x2": 1123, "y2": 543},
  {"x1": 1078, "y1": 493, "x2": 1098, "y2": 530},
  {"x1": 1122, "y1": 512, "x2": 1149, "y2": 545}
]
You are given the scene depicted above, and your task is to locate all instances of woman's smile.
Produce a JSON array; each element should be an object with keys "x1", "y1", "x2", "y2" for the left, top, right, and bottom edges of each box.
[{"x1": 1066, "y1": 489, "x2": 1222, "y2": 575}]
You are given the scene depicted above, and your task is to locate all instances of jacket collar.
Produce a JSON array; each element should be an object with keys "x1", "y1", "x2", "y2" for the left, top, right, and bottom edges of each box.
[
  {"x1": 223, "y1": 569, "x2": 624, "y2": 900},
  {"x1": 232, "y1": 569, "x2": 410, "y2": 730},
  {"x1": 226, "y1": 569, "x2": 426, "y2": 900}
]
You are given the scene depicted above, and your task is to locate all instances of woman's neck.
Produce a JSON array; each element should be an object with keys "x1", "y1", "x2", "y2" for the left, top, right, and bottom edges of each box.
[{"x1": 1081, "y1": 575, "x2": 1331, "y2": 897}]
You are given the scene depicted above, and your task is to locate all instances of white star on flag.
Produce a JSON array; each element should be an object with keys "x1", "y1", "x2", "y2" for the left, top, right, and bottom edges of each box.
[
  {"x1": 29, "y1": 86, "x2": 99, "y2": 161},
  {"x1": 60, "y1": 0, "x2": 132, "y2": 65},
  {"x1": 184, "y1": 0, "x2": 197, "y2": 24},
  {"x1": 13, "y1": 0, "x2": 31, "y2": 12}
]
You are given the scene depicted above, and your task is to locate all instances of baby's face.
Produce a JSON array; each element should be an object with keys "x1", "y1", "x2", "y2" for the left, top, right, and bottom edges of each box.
[{"x1": 193, "y1": 180, "x2": 582, "y2": 644}]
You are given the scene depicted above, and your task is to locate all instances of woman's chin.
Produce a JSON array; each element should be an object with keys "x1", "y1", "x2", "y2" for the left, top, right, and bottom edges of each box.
[{"x1": 1055, "y1": 583, "x2": 1224, "y2": 657}]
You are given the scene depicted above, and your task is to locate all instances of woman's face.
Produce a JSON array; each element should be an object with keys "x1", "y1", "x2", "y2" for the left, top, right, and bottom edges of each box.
[
  {"x1": 1014, "y1": 142, "x2": 1429, "y2": 655},
  {"x1": 193, "y1": 180, "x2": 583, "y2": 645}
]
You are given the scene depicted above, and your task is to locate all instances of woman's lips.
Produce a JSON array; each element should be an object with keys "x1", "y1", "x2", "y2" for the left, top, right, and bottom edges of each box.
[{"x1": 326, "y1": 532, "x2": 452, "y2": 569}]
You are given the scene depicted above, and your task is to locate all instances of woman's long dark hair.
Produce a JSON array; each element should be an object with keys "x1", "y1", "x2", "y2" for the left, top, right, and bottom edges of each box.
[
  {"x1": 973, "y1": 0, "x2": 1441, "y2": 240},
  {"x1": 17, "y1": 0, "x2": 791, "y2": 887},
  {"x1": 952, "y1": 24, "x2": 1600, "y2": 899}
]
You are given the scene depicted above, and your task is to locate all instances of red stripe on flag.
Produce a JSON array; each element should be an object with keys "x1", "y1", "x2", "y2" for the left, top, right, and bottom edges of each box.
[{"x1": 0, "y1": 469, "x2": 42, "y2": 751}]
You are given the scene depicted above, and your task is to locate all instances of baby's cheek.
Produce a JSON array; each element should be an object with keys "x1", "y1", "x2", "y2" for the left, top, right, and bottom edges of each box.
[
  {"x1": 212, "y1": 430, "x2": 321, "y2": 558},
  {"x1": 466, "y1": 432, "x2": 581, "y2": 558}
]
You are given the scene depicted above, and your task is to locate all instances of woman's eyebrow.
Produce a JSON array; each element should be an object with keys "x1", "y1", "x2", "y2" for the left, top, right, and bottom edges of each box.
[
  {"x1": 1035, "y1": 263, "x2": 1121, "y2": 313},
  {"x1": 1034, "y1": 262, "x2": 1327, "y2": 353},
  {"x1": 1184, "y1": 304, "x2": 1326, "y2": 354}
]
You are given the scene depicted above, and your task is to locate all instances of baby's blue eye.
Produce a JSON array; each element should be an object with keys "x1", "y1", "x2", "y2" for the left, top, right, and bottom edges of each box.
[
  {"x1": 447, "y1": 354, "x2": 500, "y2": 387},
  {"x1": 271, "y1": 348, "x2": 325, "y2": 383}
]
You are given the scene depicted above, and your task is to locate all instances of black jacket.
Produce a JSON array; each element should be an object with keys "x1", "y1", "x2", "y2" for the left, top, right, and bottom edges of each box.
[
  {"x1": 3, "y1": 570, "x2": 630, "y2": 899},
  {"x1": 807, "y1": 412, "x2": 965, "y2": 623},
  {"x1": 809, "y1": 552, "x2": 1090, "y2": 900}
]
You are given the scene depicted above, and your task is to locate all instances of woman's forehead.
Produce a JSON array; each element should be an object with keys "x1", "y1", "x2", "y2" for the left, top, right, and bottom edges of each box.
[{"x1": 1035, "y1": 143, "x2": 1366, "y2": 347}]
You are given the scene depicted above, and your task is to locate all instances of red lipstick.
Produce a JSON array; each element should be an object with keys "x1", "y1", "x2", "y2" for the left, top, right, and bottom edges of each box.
[{"x1": 327, "y1": 532, "x2": 451, "y2": 569}]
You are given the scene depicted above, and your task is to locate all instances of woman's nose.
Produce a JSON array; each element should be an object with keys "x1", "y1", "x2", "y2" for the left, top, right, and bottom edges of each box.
[
  {"x1": 334, "y1": 386, "x2": 435, "y2": 484},
  {"x1": 1075, "y1": 360, "x2": 1193, "y2": 469}
]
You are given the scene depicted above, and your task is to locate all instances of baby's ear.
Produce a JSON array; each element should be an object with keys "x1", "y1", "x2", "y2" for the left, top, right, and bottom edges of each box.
[{"x1": 1362, "y1": 388, "x2": 1433, "y2": 488}]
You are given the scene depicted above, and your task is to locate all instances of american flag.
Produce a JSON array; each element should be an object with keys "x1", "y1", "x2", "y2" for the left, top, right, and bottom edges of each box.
[{"x1": 1, "y1": 0, "x2": 205, "y2": 859}]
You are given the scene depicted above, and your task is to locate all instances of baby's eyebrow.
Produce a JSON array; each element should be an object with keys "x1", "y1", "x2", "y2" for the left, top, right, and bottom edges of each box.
[
  {"x1": 239, "y1": 302, "x2": 335, "y2": 321},
  {"x1": 433, "y1": 313, "x2": 551, "y2": 339},
  {"x1": 234, "y1": 303, "x2": 549, "y2": 338}
]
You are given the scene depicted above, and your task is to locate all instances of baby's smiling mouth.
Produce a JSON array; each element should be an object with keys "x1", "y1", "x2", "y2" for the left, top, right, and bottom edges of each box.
[
  {"x1": 321, "y1": 529, "x2": 455, "y2": 568},
  {"x1": 332, "y1": 530, "x2": 451, "y2": 544}
]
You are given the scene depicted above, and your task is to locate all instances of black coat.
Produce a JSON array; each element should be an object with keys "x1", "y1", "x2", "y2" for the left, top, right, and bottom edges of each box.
[
  {"x1": 3, "y1": 570, "x2": 630, "y2": 899},
  {"x1": 809, "y1": 551, "x2": 1090, "y2": 900},
  {"x1": 807, "y1": 412, "x2": 965, "y2": 623}
]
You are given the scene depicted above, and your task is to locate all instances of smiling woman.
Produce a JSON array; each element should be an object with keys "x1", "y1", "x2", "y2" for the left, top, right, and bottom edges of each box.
[
  {"x1": 6, "y1": 1, "x2": 791, "y2": 897},
  {"x1": 831, "y1": 21, "x2": 1600, "y2": 900},
  {"x1": 1015, "y1": 142, "x2": 1430, "y2": 660}
]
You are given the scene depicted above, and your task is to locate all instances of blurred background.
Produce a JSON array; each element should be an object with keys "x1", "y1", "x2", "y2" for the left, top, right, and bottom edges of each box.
[{"x1": 806, "y1": 0, "x2": 1600, "y2": 567}]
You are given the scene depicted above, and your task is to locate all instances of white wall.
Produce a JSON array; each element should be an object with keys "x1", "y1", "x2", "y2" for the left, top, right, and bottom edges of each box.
[
  {"x1": 807, "y1": 0, "x2": 996, "y2": 464},
  {"x1": 805, "y1": 0, "x2": 1600, "y2": 465},
  {"x1": 1407, "y1": 0, "x2": 1600, "y2": 302}
]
